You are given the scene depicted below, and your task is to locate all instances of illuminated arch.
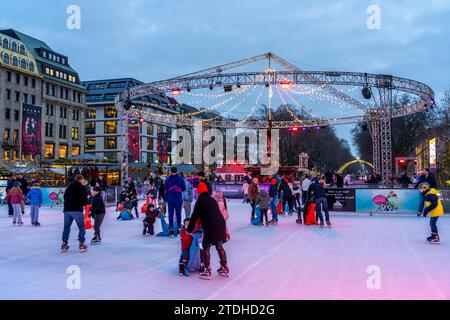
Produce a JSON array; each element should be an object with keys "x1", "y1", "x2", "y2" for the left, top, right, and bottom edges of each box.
[{"x1": 337, "y1": 159, "x2": 374, "y2": 174}]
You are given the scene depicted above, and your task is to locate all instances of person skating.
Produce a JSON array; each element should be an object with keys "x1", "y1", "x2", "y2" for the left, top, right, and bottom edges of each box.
[
  {"x1": 187, "y1": 183, "x2": 228, "y2": 280},
  {"x1": 419, "y1": 182, "x2": 444, "y2": 243},
  {"x1": 256, "y1": 188, "x2": 270, "y2": 226},
  {"x1": 61, "y1": 175, "x2": 90, "y2": 252},
  {"x1": 4, "y1": 182, "x2": 25, "y2": 226},
  {"x1": 268, "y1": 177, "x2": 279, "y2": 224},
  {"x1": 16, "y1": 172, "x2": 29, "y2": 215},
  {"x1": 26, "y1": 180, "x2": 43, "y2": 226},
  {"x1": 164, "y1": 167, "x2": 186, "y2": 237},
  {"x1": 308, "y1": 178, "x2": 331, "y2": 228},
  {"x1": 278, "y1": 177, "x2": 293, "y2": 215},
  {"x1": 214, "y1": 191, "x2": 230, "y2": 239},
  {"x1": 242, "y1": 180, "x2": 249, "y2": 203},
  {"x1": 301, "y1": 175, "x2": 311, "y2": 206},
  {"x1": 182, "y1": 175, "x2": 193, "y2": 218},
  {"x1": 89, "y1": 186, "x2": 106, "y2": 245},
  {"x1": 6, "y1": 174, "x2": 16, "y2": 217},
  {"x1": 179, "y1": 218, "x2": 193, "y2": 276},
  {"x1": 197, "y1": 171, "x2": 213, "y2": 195},
  {"x1": 248, "y1": 178, "x2": 259, "y2": 221},
  {"x1": 143, "y1": 204, "x2": 159, "y2": 235}
]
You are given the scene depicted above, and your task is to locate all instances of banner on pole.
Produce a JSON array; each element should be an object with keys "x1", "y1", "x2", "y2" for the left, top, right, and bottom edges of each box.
[
  {"x1": 21, "y1": 104, "x2": 42, "y2": 158},
  {"x1": 128, "y1": 122, "x2": 140, "y2": 162}
]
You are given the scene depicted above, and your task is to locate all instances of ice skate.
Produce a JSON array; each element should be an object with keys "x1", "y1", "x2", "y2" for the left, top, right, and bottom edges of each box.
[
  {"x1": 320, "y1": 222, "x2": 324, "y2": 228},
  {"x1": 169, "y1": 228, "x2": 174, "y2": 238},
  {"x1": 90, "y1": 236, "x2": 101, "y2": 245},
  {"x1": 296, "y1": 219, "x2": 303, "y2": 224},
  {"x1": 34, "y1": 222, "x2": 41, "y2": 227},
  {"x1": 427, "y1": 234, "x2": 440, "y2": 244},
  {"x1": 61, "y1": 241, "x2": 70, "y2": 253},
  {"x1": 217, "y1": 266, "x2": 229, "y2": 277},
  {"x1": 326, "y1": 221, "x2": 332, "y2": 228},
  {"x1": 142, "y1": 228, "x2": 147, "y2": 235},
  {"x1": 18, "y1": 222, "x2": 23, "y2": 226},
  {"x1": 179, "y1": 263, "x2": 189, "y2": 276},
  {"x1": 79, "y1": 242, "x2": 88, "y2": 252},
  {"x1": 199, "y1": 266, "x2": 211, "y2": 280}
]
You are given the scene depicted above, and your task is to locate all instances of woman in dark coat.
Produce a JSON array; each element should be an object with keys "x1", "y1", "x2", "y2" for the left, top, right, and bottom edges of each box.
[{"x1": 187, "y1": 182, "x2": 229, "y2": 280}]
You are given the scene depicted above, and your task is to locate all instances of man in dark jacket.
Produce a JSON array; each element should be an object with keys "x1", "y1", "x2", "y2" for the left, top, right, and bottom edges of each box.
[
  {"x1": 308, "y1": 178, "x2": 331, "y2": 227},
  {"x1": 278, "y1": 177, "x2": 293, "y2": 215},
  {"x1": 165, "y1": 166, "x2": 186, "y2": 237},
  {"x1": 6, "y1": 174, "x2": 16, "y2": 216},
  {"x1": 16, "y1": 172, "x2": 28, "y2": 214},
  {"x1": 61, "y1": 175, "x2": 89, "y2": 252},
  {"x1": 198, "y1": 171, "x2": 213, "y2": 195},
  {"x1": 268, "y1": 177, "x2": 279, "y2": 224},
  {"x1": 187, "y1": 182, "x2": 228, "y2": 280}
]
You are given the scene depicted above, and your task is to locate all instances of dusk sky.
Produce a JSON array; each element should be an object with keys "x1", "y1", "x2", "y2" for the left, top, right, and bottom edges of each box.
[{"x1": 2, "y1": 0, "x2": 449, "y2": 154}]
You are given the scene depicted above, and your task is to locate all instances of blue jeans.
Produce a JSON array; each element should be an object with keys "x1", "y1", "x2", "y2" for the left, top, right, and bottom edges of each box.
[
  {"x1": 270, "y1": 197, "x2": 279, "y2": 221},
  {"x1": 62, "y1": 211, "x2": 86, "y2": 243},
  {"x1": 315, "y1": 197, "x2": 330, "y2": 223},
  {"x1": 168, "y1": 200, "x2": 182, "y2": 230},
  {"x1": 430, "y1": 217, "x2": 439, "y2": 234}
]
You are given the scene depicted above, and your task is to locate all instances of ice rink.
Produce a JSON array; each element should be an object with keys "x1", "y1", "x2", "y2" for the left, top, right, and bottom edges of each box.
[{"x1": 1, "y1": 199, "x2": 449, "y2": 300}]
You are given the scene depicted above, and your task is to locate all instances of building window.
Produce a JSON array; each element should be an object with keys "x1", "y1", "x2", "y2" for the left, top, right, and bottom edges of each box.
[
  {"x1": 3, "y1": 53, "x2": 9, "y2": 64},
  {"x1": 15, "y1": 73, "x2": 20, "y2": 84},
  {"x1": 51, "y1": 85, "x2": 55, "y2": 96},
  {"x1": 7, "y1": 71, "x2": 11, "y2": 81},
  {"x1": 104, "y1": 106, "x2": 117, "y2": 118},
  {"x1": 15, "y1": 91, "x2": 20, "y2": 102},
  {"x1": 31, "y1": 78, "x2": 36, "y2": 88},
  {"x1": 23, "y1": 93, "x2": 28, "y2": 104},
  {"x1": 147, "y1": 123, "x2": 154, "y2": 135},
  {"x1": 31, "y1": 95, "x2": 36, "y2": 105},
  {"x1": 2, "y1": 38, "x2": 8, "y2": 49},
  {"x1": 4, "y1": 128, "x2": 10, "y2": 140},
  {"x1": 59, "y1": 145, "x2": 68, "y2": 159},
  {"x1": 157, "y1": 125, "x2": 164, "y2": 133},
  {"x1": 19, "y1": 44, "x2": 25, "y2": 54},
  {"x1": 14, "y1": 110, "x2": 19, "y2": 121},
  {"x1": 24, "y1": 76, "x2": 28, "y2": 86},
  {"x1": 29, "y1": 62, "x2": 34, "y2": 72},
  {"x1": 71, "y1": 146, "x2": 80, "y2": 157},
  {"x1": 44, "y1": 143, "x2": 54, "y2": 159},
  {"x1": 45, "y1": 104, "x2": 54, "y2": 116},
  {"x1": 86, "y1": 109, "x2": 96, "y2": 119},
  {"x1": 85, "y1": 138, "x2": 96, "y2": 150},
  {"x1": 60, "y1": 87, "x2": 64, "y2": 98},
  {"x1": 60, "y1": 107, "x2": 67, "y2": 118},
  {"x1": 59, "y1": 125, "x2": 67, "y2": 139},
  {"x1": 45, "y1": 123, "x2": 54, "y2": 137},
  {"x1": 104, "y1": 137, "x2": 117, "y2": 149},
  {"x1": 12, "y1": 56, "x2": 18, "y2": 66},
  {"x1": 72, "y1": 110, "x2": 80, "y2": 121},
  {"x1": 71, "y1": 127, "x2": 79, "y2": 140},
  {"x1": 11, "y1": 41, "x2": 17, "y2": 51},
  {"x1": 13, "y1": 129, "x2": 19, "y2": 143},
  {"x1": 147, "y1": 138, "x2": 154, "y2": 151},
  {"x1": 77, "y1": 92, "x2": 81, "y2": 103},
  {"x1": 20, "y1": 59, "x2": 26, "y2": 69},
  {"x1": 65, "y1": 88, "x2": 69, "y2": 100},
  {"x1": 85, "y1": 121, "x2": 95, "y2": 134},
  {"x1": 104, "y1": 152, "x2": 117, "y2": 162},
  {"x1": 104, "y1": 121, "x2": 117, "y2": 134},
  {"x1": 6, "y1": 89, "x2": 11, "y2": 100},
  {"x1": 5, "y1": 108, "x2": 10, "y2": 120},
  {"x1": 72, "y1": 91, "x2": 76, "y2": 101}
]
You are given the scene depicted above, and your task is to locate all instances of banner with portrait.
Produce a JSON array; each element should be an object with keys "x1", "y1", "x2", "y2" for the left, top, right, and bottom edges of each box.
[
  {"x1": 128, "y1": 122, "x2": 140, "y2": 162},
  {"x1": 21, "y1": 103, "x2": 42, "y2": 157},
  {"x1": 157, "y1": 132, "x2": 170, "y2": 164}
]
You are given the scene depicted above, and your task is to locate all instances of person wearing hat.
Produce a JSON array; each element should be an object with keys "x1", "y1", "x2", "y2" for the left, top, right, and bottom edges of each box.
[
  {"x1": 187, "y1": 182, "x2": 229, "y2": 280},
  {"x1": 26, "y1": 180, "x2": 43, "y2": 226},
  {"x1": 419, "y1": 182, "x2": 444, "y2": 243},
  {"x1": 4, "y1": 181, "x2": 25, "y2": 225}
]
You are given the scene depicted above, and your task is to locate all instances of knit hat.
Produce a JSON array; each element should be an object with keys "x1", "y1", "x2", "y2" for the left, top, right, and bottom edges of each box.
[{"x1": 197, "y1": 182, "x2": 209, "y2": 195}]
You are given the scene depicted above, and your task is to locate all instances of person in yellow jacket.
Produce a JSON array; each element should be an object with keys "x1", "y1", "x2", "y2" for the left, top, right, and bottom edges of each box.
[{"x1": 419, "y1": 182, "x2": 444, "y2": 243}]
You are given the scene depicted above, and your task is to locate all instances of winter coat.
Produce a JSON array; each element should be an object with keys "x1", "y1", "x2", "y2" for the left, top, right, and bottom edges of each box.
[
  {"x1": 4, "y1": 187, "x2": 24, "y2": 204},
  {"x1": 278, "y1": 180, "x2": 292, "y2": 198},
  {"x1": 63, "y1": 181, "x2": 89, "y2": 212},
  {"x1": 423, "y1": 188, "x2": 444, "y2": 218},
  {"x1": 200, "y1": 178, "x2": 213, "y2": 195},
  {"x1": 144, "y1": 208, "x2": 159, "y2": 225},
  {"x1": 182, "y1": 180, "x2": 193, "y2": 202},
  {"x1": 269, "y1": 179, "x2": 278, "y2": 198},
  {"x1": 26, "y1": 186, "x2": 43, "y2": 205},
  {"x1": 248, "y1": 183, "x2": 259, "y2": 202},
  {"x1": 256, "y1": 189, "x2": 270, "y2": 210},
  {"x1": 187, "y1": 193, "x2": 226, "y2": 244},
  {"x1": 16, "y1": 178, "x2": 29, "y2": 195},
  {"x1": 164, "y1": 174, "x2": 186, "y2": 203},
  {"x1": 90, "y1": 194, "x2": 106, "y2": 215},
  {"x1": 308, "y1": 182, "x2": 327, "y2": 200}
]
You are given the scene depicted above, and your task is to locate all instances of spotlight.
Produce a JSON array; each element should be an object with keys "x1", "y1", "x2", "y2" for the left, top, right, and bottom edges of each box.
[
  {"x1": 362, "y1": 86, "x2": 372, "y2": 99},
  {"x1": 171, "y1": 88, "x2": 181, "y2": 96},
  {"x1": 124, "y1": 99, "x2": 132, "y2": 111},
  {"x1": 302, "y1": 127, "x2": 307, "y2": 132},
  {"x1": 280, "y1": 81, "x2": 291, "y2": 89},
  {"x1": 362, "y1": 123, "x2": 368, "y2": 131},
  {"x1": 209, "y1": 84, "x2": 213, "y2": 90},
  {"x1": 315, "y1": 126, "x2": 321, "y2": 131},
  {"x1": 224, "y1": 85, "x2": 232, "y2": 92},
  {"x1": 265, "y1": 82, "x2": 270, "y2": 88},
  {"x1": 237, "y1": 83, "x2": 241, "y2": 89},
  {"x1": 187, "y1": 87, "x2": 191, "y2": 93}
]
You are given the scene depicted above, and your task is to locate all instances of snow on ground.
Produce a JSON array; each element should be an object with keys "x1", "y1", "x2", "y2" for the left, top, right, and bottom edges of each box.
[{"x1": 0, "y1": 199, "x2": 449, "y2": 300}]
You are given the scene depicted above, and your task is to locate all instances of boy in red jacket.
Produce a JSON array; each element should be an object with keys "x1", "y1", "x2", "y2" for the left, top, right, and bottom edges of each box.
[{"x1": 179, "y1": 218, "x2": 193, "y2": 276}]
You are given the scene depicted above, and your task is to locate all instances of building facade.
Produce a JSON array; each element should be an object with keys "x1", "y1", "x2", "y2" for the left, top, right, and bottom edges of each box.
[
  {"x1": 81, "y1": 78, "x2": 181, "y2": 165},
  {"x1": 0, "y1": 29, "x2": 86, "y2": 162}
]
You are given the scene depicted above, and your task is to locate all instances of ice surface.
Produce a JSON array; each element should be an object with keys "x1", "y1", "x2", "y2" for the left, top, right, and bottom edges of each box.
[{"x1": 0, "y1": 199, "x2": 449, "y2": 300}]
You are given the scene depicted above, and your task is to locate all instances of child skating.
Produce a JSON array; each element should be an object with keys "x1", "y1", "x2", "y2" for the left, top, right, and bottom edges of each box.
[
  {"x1": 256, "y1": 188, "x2": 270, "y2": 226},
  {"x1": 90, "y1": 186, "x2": 106, "y2": 244},
  {"x1": 4, "y1": 182, "x2": 25, "y2": 226},
  {"x1": 419, "y1": 182, "x2": 444, "y2": 243},
  {"x1": 179, "y1": 218, "x2": 193, "y2": 276},
  {"x1": 26, "y1": 180, "x2": 43, "y2": 226},
  {"x1": 143, "y1": 204, "x2": 159, "y2": 235}
]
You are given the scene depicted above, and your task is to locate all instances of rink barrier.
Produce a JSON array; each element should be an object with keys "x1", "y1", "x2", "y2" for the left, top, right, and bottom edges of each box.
[{"x1": 212, "y1": 184, "x2": 450, "y2": 214}]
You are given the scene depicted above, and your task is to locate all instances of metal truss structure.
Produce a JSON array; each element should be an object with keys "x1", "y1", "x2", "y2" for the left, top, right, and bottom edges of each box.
[{"x1": 116, "y1": 52, "x2": 434, "y2": 184}]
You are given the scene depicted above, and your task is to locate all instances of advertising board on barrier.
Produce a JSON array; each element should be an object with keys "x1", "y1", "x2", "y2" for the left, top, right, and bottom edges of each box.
[
  {"x1": 326, "y1": 188, "x2": 356, "y2": 212},
  {"x1": 356, "y1": 189, "x2": 421, "y2": 214}
]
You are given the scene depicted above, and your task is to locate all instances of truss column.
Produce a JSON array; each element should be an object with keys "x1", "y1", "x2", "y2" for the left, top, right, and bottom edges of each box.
[
  {"x1": 378, "y1": 87, "x2": 393, "y2": 185},
  {"x1": 117, "y1": 100, "x2": 129, "y2": 184},
  {"x1": 370, "y1": 121, "x2": 381, "y2": 175}
]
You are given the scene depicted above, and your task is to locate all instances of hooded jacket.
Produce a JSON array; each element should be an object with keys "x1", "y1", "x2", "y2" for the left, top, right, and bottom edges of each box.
[
  {"x1": 256, "y1": 189, "x2": 270, "y2": 210},
  {"x1": 26, "y1": 186, "x2": 43, "y2": 205},
  {"x1": 63, "y1": 181, "x2": 89, "y2": 212},
  {"x1": 423, "y1": 188, "x2": 444, "y2": 218}
]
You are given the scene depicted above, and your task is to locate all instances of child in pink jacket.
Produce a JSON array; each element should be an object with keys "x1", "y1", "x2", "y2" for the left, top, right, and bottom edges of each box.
[{"x1": 4, "y1": 182, "x2": 25, "y2": 226}]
